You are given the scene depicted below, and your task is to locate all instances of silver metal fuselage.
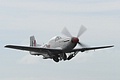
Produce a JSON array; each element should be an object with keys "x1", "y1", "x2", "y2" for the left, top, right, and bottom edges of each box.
[{"x1": 30, "y1": 36, "x2": 77, "y2": 57}]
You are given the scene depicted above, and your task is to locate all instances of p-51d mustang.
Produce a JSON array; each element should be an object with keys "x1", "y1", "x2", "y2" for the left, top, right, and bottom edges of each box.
[{"x1": 5, "y1": 26, "x2": 114, "y2": 62}]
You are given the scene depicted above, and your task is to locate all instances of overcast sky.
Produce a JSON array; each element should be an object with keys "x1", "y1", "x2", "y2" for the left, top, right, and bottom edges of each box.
[{"x1": 0, "y1": 0, "x2": 120, "y2": 80}]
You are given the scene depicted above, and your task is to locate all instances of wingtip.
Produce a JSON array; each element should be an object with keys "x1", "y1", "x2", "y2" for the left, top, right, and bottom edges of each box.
[
  {"x1": 4, "y1": 45, "x2": 12, "y2": 48},
  {"x1": 111, "y1": 45, "x2": 114, "y2": 47},
  {"x1": 4, "y1": 45, "x2": 9, "y2": 48},
  {"x1": 109, "y1": 45, "x2": 114, "y2": 47}
]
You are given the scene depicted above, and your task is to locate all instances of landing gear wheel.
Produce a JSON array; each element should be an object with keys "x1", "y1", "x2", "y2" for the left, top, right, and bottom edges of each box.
[{"x1": 53, "y1": 57, "x2": 59, "y2": 62}]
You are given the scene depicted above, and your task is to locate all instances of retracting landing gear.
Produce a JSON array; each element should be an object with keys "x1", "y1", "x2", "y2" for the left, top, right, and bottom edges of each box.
[
  {"x1": 52, "y1": 52, "x2": 78, "y2": 62},
  {"x1": 53, "y1": 56, "x2": 59, "y2": 62},
  {"x1": 67, "y1": 51, "x2": 78, "y2": 60},
  {"x1": 62, "y1": 53, "x2": 67, "y2": 61},
  {"x1": 67, "y1": 54, "x2": 74, "y2": 60},
  {"x1": 53, "y1": 53, "x2": 67, "y2": 62}
]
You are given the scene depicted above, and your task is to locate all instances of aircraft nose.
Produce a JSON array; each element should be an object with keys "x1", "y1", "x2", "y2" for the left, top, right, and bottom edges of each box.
[{"x1": 71, "y1": 37, "x2": 79, "y2": 43}]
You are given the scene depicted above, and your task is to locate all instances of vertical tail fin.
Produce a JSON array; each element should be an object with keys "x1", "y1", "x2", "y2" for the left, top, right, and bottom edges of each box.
[{"x1": 30, "y1": 36, "x2": 36, "y2": 47}]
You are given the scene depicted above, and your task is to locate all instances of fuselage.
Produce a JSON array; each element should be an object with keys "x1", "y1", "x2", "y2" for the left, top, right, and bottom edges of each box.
[
  {"x1": 30, "y1": 36, "x2": 79, "y2": 59},
  {"x1": 42, "y1": 36, "x2": 77, "y2": 50}
]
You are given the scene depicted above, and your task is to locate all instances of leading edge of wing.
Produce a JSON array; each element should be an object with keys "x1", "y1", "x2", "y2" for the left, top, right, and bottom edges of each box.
[
  {"x1": 69, "y1": 45, "x2": 114, "y2": 52},
  {"x1": 5, "y1": 45, "x2": 62, "y2": 53}
]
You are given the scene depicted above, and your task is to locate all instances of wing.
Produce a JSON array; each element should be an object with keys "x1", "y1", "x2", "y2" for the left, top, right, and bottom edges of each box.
[
  {"x1": 5, "y1": 45, "x2": 114, "y2": 53},
  {"x1": 5, "y1": 45, "x2": 62, "y2": 53},
  {"x1": 67, "y1": 45, "x2": 114, "y2": 53}
]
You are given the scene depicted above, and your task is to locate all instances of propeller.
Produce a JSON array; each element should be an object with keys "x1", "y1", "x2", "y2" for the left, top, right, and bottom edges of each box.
[
  {"x1": 77, "y1": 25, "x2": 87, "y2": 37},
  {"x1": 62, "y1": 25, "x2": 87, "y2": 48},
  {"x1": 61, "y1": 27, "x2": 72, "y2": 37},
  {"x1": 78, "y1": 42, "x2": 87, "y2": 48}
]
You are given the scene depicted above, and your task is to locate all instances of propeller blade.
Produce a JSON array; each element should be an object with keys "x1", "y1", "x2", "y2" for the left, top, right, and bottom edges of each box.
[
  {"x1": 77, "y1": 25, "x2": 87, "y2": 37},
  {"x1": 78, "y1": 42, "x2": 87, "y2": 48},
  {"x1": 61, "y1": 27, "x2": 72, "y2": 37}
]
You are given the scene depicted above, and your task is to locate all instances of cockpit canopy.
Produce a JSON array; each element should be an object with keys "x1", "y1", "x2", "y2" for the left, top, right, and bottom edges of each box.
[{"x1": 49, "y1": 36, "x2": 62, "y2": 42}]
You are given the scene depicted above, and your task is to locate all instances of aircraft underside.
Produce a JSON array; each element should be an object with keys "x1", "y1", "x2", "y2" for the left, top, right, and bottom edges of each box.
[
  {"x1": 44, "y1": 52, "x2": 78, "y2": 62},
  {"x1": 31, "y1": 51, "x2": 78, "y2": 62}
]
